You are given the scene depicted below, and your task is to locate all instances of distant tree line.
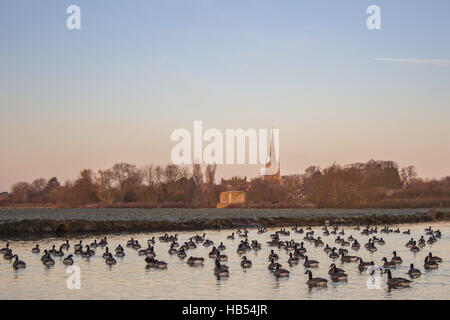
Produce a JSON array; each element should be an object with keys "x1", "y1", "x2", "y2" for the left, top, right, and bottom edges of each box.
[{"x1": 3, "y1": 160, "x2": 450, "y2": 208}]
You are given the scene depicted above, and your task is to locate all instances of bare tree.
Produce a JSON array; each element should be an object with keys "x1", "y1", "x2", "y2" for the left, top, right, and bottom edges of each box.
[
  {"x1": 111, "y1": 163, "x2": 138, "y2": 189},
  {"x1": 205, "y1": 164, "x2": 217, "y2": 192},
  {"x1": 31, "y1": 178, "x2": 47, "y2": 193},
  {"x1": 11, "y1": 182, "x2": 34, "y2": 203},
  {"x1": 192, "y1": 163, "x2": 204, "y2": 187}
]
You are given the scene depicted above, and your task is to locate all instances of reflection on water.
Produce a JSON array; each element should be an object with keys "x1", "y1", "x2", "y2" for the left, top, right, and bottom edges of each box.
[{"x1": 0, "y1": 222, "x2": 448, "y2": 300}]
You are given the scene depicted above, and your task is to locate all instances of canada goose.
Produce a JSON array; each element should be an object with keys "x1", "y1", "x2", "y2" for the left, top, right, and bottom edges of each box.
[
  {"x1": 31, "y1": 244, "x2": 40, "y2": 254},
  {"x1": 297, "y1": 242, "x2": 307, "y2": 254},
  {"x1": 408, "y1": 264, "x2": 421, "y2": 278},
  {"x1": 340, "y1": 252, "x2": 358, "y2": 263},
  {"x1": 187, "y1": 256, "x2": 205, "y2": 266},
  {"x1": 268, "y1": 259, "x2": 281, "y2": 271},
  {"x1": 340, "y1": 239, "x2": 350, "y2": 246},
  {"x1": 328, "y1": 263, "x2": 345, "y2": 275},
  {"x1": 63, "y1": 254, "x2": 74, "y2": 265},
  {"x1": 403, "y1": 229, "x2": 411, "y2": 235},
  {"x1": 138, "y1": 246, "x2": 149, "y2": 256},
  {"x1": 90, "y1": 239, "x2": 99, "y2": 248},
  {"x1": 105, "y1": 252, "x2": 117, "y2": 266},
  {"x1": 52, "y1": 245, "x2": 64, "y2": 257},
  {"x1": 3, "y1": 250, "x2": 14, "y2": 260},
  {"x1": 132, "y1": 241, "x2": 142, "y2": 250},
  {"x1": 149, "y1": 259, "x2": 167, "y2": 269},
  {"x1": 330, "y1": 267, "x2": 348, "y2": 282},
  {"x1": 391, "y1": 251, "x2": 402, "y2": 264},
  {"x1": 427, "y1": 252, "x2": 442, "y2": 263},
  {"x1": 42, "y1": 253, "x2": 55, "y2": 266},
  {"x1": 227, "y1": 232, "x2": 235, "y2": 240},
  {"x1": 305, "y1": 270, "x2": 328, "y2": 287},
  {"x1": 351, "y1": 240, "x2": 360, "y2": 250},
  {"x1": 217, "y1": 252, "x2": 228, "y2": 262},
  {"x1": 410, "y1": 242, "x2": 420, "y2": 252},
  {"x1": 203, "y1": 239, "x2": 214, "y2": 247},
  {"x1": 273, "y1": 264, "x2": 289, "y2": 278},
  {"x1": 382, "y1": 257, "x2": 396, "y2": 269},
  {"x1": 147, "y1": 237, "x2": 155, "y2": 245},
  {"x1": 103, "y1": 247, "x2": 110, "y2": 258},
  {"x1": 347, "y1": 235, "x2": 354, "y2": 241},
  {"x1": 251, "y1": 240, "x2": 261, "y2": 250},
  {"x1": 406, "y1": 238, "x2": 415, "y2": 248},
  {"x1": 358, "y1": 259, "x2": 374, "y2": 272},
  {"x1": 12, "y1": 255, "x2": 26, "y2": 269},
  {"x1": 99, "y1": 237, "x2": 108, "y2": 247},
  {"x1": 127, "y1": 238, "x2": 135, "y2": 247},
  {"x1": 168, "y1": 245, "x2": 177, "y2": 255},
  {"x1": 303, "y1": 256, "x2": 319, "y2": 268},
  {"x1": 218, "y1": 242, "x2": 226, "y2": 251},
  {"x1": 61, "y1": 240, "x2": 70, "y2": 250},
  {"x1": 424, "y1": 256, "x2": 439, "y2": 269},
  {"x1": 241, "y1": 256, "x2": 252, "y2": 268},
  {"x1": 323, "y1": 244, "x2": 332, "y2": 253},
  {"x1": 385, "y1": 269, "x2": 411, "y2": 288},
  {"x1": 338, "y1": 248, "x2": 348, "y2": 255},
  {"x1": 329, "y1": 247, "x2": 339, "y2": 259},
  {"x1": 378, "y1": 238, "x2": 385, "y2": 245},
  {"x1": 268, "y1": 250, "x2": 279, "y2": 261},
  {"x1": 214, "y1": 260, "x2": 229, "y2": 277},
  {"x1": 288, "y1": 253, "x2": 299, "y2": 265},
  {"x1": 48, "y1": 245, "x2": 57, "y2": 255},
  {"x1": 177, "y1": 249, "x2": 187, "y2": 259},
  {"x1": 74, "y1": 240, "x2": 82, "y2": 251},
  {"x1": 0, "y1": 242, "x2": 10, "y2": 254},
  {"x1": 115, "y1": 250, "x2": 125, "y2": 257}
]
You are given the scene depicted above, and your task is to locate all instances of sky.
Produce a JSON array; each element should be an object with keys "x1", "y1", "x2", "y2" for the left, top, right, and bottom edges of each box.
[{"x1": 1, "y1": 0, "x2": 450, "y2": 191}]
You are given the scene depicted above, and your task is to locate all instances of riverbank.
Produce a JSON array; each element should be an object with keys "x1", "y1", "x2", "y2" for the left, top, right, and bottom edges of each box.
[{"x1": 0, "y1": 207, "x2": 449, "y2": 235}]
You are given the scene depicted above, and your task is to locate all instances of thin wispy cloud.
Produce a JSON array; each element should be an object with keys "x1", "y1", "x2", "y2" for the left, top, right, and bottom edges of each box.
[{"x1": 375, "y1": 58, "x2": 450, "y2": 67}]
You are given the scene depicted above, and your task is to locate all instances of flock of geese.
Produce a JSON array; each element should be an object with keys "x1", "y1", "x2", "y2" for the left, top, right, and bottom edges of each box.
[{"x1": 0, "y1": 224, "x2": 444, "y2": 289}]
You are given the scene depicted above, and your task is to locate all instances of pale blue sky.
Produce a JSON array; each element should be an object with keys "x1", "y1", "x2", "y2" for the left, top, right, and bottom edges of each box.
[{"x1": 1, "y1": 0, "x2": 449, "y2": 191}]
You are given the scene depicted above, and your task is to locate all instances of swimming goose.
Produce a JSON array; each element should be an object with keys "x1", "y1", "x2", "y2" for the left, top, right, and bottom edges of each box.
[
  {"x1": 227, "y1": 232, "x2": 235, "y2": 240},
  {"x1": 31, "y1": 244, "x2": 40, "y2": 254},
  {"x1": 218, "y1": 242, "x2": 226, "y2": 251},
  {"x1": 0, "y1": 242, "x2": 10, "y2": 254},
  {"x1": 427, "y1": 252, "x2": 442, "y2": 263},
  {"x1": 203, "y1": 239, "x2": 214, "y2": 247},
  {"x1": 297, "y1": 242, "x2": 307, "y2": 254},
  {"x1": 391, "y1": 251, "x2": 402, "y2": 264},
  {"x1": 382, "y1": 257, "x2": 396, "y2": 269},
  {"x1": 214, "y1": 260, "x2": 229, "y2": 277},
  {"x1": 61, "y1": 240, "x2": 70, "y2": 250},
  {"x1": 132, "y1": 240, "x2": 142, "y2": 250},
  {"x1": 74, "y1": 240, "x2": 82, "y2": 251},
  {"x1": 323, "y1": 244, "x2": 332, "y2": 253},
  {"x1": 168, "y1": 244, "x2": 178, "y2": 255},
  {"x1": 378, "y1": 238, "x2": 385, "y2": 245},
  {"x1": 177, "y1": 249, "x2": 187, "y2": 259},
  {"x1": 103, "y1": 247, "x2": 110, "y2": 258},
  {"x1": 105, "y1": 253, "x2": 117, "y2": 265},
  {"x1": 288, "y1": 253, "x2": 299, "y2": 265},
  {"x1": 268, "y1": 259, "x2": 281, "y2": 271},
  {"x1": 12, "y1": 255, "x2": 26, "y2": 269},
  {"x1": 63, "y1": 254, "x2": 74, "y2": 265},
  {"x1": 305, "y1": 270, "x2": 328, "y2": 287},
  {"x1": 99, "y1": 237, "x2": 108, "y2": 247},
  {"x1": 357, "y1": 259, "x2": 374, "y2": 272},
  {"x1": 268, "y1": 250, "x2": 279, "y2": 261},
  {"x1": 403, "y1": 229, "x2": 411, "y2": 235},
  {"x1": 273, "y1": 264, "x2": 290, "y2": 278},
  {"x1": 340, "y1": 252, "x2": 359, "y2": 263},
  {"x1": 424, "y1": 256, "x2": 439, "y2": 269},
  {"x1": 410, "y1": 242, "x2": 420, "y2": 252},
  {"x1": 329, "y1": 267, "x2": 348, "y2": 282},
  {"x1": 3, "y1": 249, "x2": 14, "y2": 260},
  {"x1": 329, "y1": 247, "x2": 339, "y2": 259},
  {"x1": 328, "y1": 263, "x2": 345, "y2": 275},
  {"x1": 187, "y1": 256, "x2": 205, "y2": 266},
  {"x1": 303, "y1": 256, "x2": 319, "y2": 268},
  {"x1": 251, "y1": 240, "x2": 261, "y2": 250},
  {"x1": 241, "y1": 256, "x2": 252, "y2": 268},
  {"x1": 42, "y1": 253, "x2": 55, "y2": 266},
  {"x1": 90, "y1": 239, "x2": 99, "y2": 248},
  {"x1": 408, "y1": 264, "x2": 421, "y2": 278},
  {"x1": 385, "y1": 269, "x2": 411, "y2": 288},
  {"x1": 217, "y1": 252, "x2": 228, "y2": 262},
  {"x1": 351, "y1": 240, "x2": 360, "y2": 250},
  {"x1": 147, "y1": 237, "x2": 155, "y2": 245},
  {"x1": 127, "y1": 238, "x2": 135, "y2": 247}
]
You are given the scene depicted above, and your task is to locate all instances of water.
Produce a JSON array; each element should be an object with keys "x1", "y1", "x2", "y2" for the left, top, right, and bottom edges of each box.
[{"x1": 0, "y1": 221, "x2": 448, "y2": 300}]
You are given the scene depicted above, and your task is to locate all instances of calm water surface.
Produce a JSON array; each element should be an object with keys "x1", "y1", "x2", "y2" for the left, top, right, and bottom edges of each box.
[{"x1": 0, "y1": 221, "x2": 448, "y2": 299}]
